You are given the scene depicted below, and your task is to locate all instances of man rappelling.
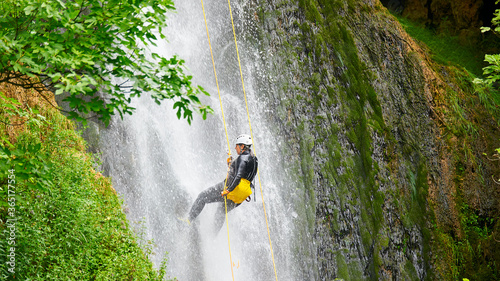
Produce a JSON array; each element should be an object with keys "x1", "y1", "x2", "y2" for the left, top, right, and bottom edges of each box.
[{"x1": 185, "y1": 134, "x2": 258, "y2": 233}]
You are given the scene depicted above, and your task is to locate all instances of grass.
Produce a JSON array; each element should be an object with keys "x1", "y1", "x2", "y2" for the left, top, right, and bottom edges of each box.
[
  {"x1": 395, "y1": 16, "x2": 487, "y2": 78},
  {"x1": 393, "y1": 12, "x2": 500, "y2": 130},
  {"x1": 0, "y1": 86, "x2": 171, "y2": 280},
  {"x1": 392, "y1": 13, "x2": 500, "y2": 281}
]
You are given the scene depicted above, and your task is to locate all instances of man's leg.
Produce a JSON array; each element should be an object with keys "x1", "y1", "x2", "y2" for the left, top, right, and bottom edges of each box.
[
  {"x1": 188, "y1": 181, "x2": 225, "y2": 222},
  {"x1": 213, "y1": 199, "x2": 240, "y2": 234}
]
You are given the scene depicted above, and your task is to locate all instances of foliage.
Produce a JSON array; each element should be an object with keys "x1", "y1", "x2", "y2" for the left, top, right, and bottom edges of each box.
[
  {"x1": 477, "y1": 1, "x2": 500, "y2": 183},
  {"x1": 0, "y1": 93, "x2": 173, "y2": 279},
  {"x1": 433, "y1": 201, "x2": 499, "y2": 280},
  {"x1": 473, "y1": 0, "x2": 500, "y2": 108},
  {"x1": 490, "y1": 147, "x2": 500, "y2": 184},
  {"x1": 394, "y1": 11, "x2": 500, "y2": 125},
  {"x1": 0, "y1": 143, "x2": 53, "y2": 195},
  {"x1": 479, "y1": 0, "x2": 500, "y2": 34},
  {"x1": 390, "y1": 8, "x2": 500, "y2": 280},
  {"x1": 0, "y1": 0, "x2": 212, "y2": 126},
  {"x1": 395, "y1": 15, "x2": 486, "y2": 77}
]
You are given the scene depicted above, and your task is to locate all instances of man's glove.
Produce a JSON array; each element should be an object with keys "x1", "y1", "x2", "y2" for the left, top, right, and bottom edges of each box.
[
  {"x1": 227, "y1": 155, "x2": 233, "y2": 166},
  {"x1": 221, "y1": 190, "x2": 230, "y2": 197}
]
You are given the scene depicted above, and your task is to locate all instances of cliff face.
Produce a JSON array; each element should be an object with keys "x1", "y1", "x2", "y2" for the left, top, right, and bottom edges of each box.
[
  {"x1": 61, "y1": 0, "x2": 498, "y2": 278},
  {"x1": 232, "y1": 0, "x2": 499, "y2": 279}
]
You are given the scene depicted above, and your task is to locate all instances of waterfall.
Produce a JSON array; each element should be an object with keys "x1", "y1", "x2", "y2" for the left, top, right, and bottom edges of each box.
[{"x1": 97, "y1": 1, "x2": 316, "y2": 280}]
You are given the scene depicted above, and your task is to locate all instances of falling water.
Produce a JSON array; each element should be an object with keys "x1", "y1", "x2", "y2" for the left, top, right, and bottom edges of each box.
[{"x1": 97, "y1": 1, "x2": 317, "y2": 280}]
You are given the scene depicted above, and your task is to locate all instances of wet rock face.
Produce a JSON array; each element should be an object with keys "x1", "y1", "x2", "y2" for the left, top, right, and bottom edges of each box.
[
  {"x1": 236, "y1": 0, "x2": 498, "y2": 280},
  {"x1": 236, "y1": 0, "x2": 437, "y2": 279}
]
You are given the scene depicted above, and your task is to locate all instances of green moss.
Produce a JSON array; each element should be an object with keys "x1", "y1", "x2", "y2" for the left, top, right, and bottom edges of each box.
[
  {"x1": 263, "y1": 0, "x2": 439, "y2": 279},
  {"x1": 347, "y1": 259, "x2": 364, "y2": 281},
  {"x1": 394, "y1": 15, "x2": 486, "y2": 77},
  {"x1": 379, "y1": 235, "x2": 390, "y2": 248},
  {"x1": 336, "y1": 252, "x2": 351, "y2": 280},
  {"x1": 434, "y1": 191, "x2": 500, "y2": 280},
  {"x1": 0, "y1": 94, "x2": 168, "y2": 279},
  {"x1": 404, "y1": 259, "x2": 420, "y2": 281}
]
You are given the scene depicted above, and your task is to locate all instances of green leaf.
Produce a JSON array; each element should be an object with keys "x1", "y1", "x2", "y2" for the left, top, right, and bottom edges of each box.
[
  {"x1": 480, "y1": 27, "x2": 491, "y2": 33},
  {"x1": 24, "y1": 5, "x2": 36, "y2": 15},
  {"x1": 0, "y1": 0, "x2": 211, "y2": 125},
  {"x1": 1, "y1": 145, "x2": 11, "y2": 157}
]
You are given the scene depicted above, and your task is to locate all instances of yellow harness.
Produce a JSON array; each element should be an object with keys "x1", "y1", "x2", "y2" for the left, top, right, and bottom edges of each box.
[
  {"x1": 200, "y1": 0, "x2": 278, "y2": 278},
  {"x1": 227, "y1": 178, "x2": 252, "y2": 204}
]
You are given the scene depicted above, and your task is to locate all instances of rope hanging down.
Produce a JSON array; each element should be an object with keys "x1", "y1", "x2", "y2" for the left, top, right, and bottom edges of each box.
[
  {"x1": 199, "y1": 0, "x2": 279, "y2": 280},
  {"x1": 226, "y1": 0, "x2": 279, "y2": 280},
  {"x1": 199, "y1": 1, "x2": 235, "y2": 280}
]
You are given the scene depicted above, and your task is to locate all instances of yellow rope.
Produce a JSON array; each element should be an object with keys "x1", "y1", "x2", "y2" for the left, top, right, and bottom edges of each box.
[
  {"x1": 199, "y1": 1, "x2": 234, "y2": 280},
  {"x1": 226, "y1": 1, "x2": 279, "y2": 280},
  {"x1": 200, "y1": 1, "x2": 279, "y2": 279}
]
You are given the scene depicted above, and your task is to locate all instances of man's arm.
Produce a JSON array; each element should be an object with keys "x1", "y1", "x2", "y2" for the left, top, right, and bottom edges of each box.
[{"x1": 226, "y1": 156, "x2": 248, "y2": 192}]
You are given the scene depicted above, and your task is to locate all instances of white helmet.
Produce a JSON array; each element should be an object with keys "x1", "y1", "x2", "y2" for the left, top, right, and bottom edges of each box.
[{"x1": 235, "y1": 134, "x2": 252, "y2": 146}]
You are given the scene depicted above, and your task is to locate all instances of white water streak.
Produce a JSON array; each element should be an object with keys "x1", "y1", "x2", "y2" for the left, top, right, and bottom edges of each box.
[{"x1": 98, "y1": 0, "x2": 310, "y2": 280}]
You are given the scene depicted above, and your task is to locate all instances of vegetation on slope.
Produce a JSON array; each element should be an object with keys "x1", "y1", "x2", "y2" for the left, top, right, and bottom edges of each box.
[
  {"x1": 264, "y1": 0, "x2": 499, "y2": 279},
  {"x1": 0, "y1": 0, "x2": 206, "y2": 278},
  {"x1": 394, "y1": 16, "x2": 487, "y2": 78},
  {"x1": 394, "y1": 11, "x2": 500, "y2": 281},
  {"x1": 0, "y1": 83, "x2": 172, "y2": 279}
]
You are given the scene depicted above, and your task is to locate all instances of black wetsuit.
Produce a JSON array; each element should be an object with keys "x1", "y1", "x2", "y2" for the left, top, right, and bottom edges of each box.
[{"x1": 188, "y1": 150, "x2": 258, "y2": 232}]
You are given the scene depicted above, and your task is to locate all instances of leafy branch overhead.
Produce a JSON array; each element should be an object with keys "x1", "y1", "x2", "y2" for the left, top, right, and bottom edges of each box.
[
  {"x1": 477, "y1": 0, "x2": 500, "y2": 184},
  {"x1": 476, "y1": 0, "x2": 500, "y2": 87},
  {"x1": 0, "y1": 0, "x2": 212, "y2": 125}
]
